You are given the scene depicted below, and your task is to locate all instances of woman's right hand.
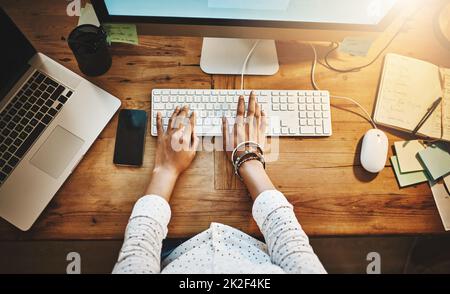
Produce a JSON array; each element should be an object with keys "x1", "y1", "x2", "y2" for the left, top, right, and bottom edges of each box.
[
  {"x1": 222, "y1": 92, "x2": 275, "y2": 200},
  {"x1": 222, "y1": 92, "x2": 267, "y2": 160}
]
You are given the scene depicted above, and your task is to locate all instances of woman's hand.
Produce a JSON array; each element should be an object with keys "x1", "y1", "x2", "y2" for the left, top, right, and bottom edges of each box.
[
  {"x1": 222, "y1": 92, "x2": 275, "y2": 200},
  {"x1": 222, "y1": 92, "x2": 267, "y2": 159},
  {"x1": 145, "y1": 106, "x2": 199, "y2": 202}
]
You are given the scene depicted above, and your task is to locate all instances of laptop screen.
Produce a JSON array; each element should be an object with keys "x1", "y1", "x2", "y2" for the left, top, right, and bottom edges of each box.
[{"x1": 0, "y1": 8, "x2": 36, "y2": 103}]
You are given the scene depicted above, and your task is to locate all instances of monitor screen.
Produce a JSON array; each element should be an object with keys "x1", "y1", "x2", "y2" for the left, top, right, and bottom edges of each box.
[{"x1": 103, "y1": 0, "x2": 397, "y2": 26}]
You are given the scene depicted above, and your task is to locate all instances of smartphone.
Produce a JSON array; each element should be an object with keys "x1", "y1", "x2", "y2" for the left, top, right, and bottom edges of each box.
[{"x1": 113, "y1": 109, "x2": 147, "y2": 166}]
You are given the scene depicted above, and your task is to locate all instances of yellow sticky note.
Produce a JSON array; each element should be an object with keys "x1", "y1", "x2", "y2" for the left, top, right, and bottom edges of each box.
[{"x1": 394, "y1": 140, "x2": 426, "y2": 173}]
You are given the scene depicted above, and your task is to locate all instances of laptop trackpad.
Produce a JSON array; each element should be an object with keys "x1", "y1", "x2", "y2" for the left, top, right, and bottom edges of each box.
[{"x1": 30, "y1": 126, "x2": 85, "y2": 179}]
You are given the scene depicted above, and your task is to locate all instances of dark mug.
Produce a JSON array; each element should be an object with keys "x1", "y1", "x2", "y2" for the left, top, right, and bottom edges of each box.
[{"x1": 68, "y1": 24, "x2": 112, "y2": 77}]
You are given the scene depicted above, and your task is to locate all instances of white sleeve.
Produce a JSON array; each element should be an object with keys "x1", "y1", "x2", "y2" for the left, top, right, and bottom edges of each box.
[
  {"x1": 252, "y1": 190, "x2": 327, "y2": 274},
  {"x1": 112, "y1": 195, "x2": 171, "y2": 274}
]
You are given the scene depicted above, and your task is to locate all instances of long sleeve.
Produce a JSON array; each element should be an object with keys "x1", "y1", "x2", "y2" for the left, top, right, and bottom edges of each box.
[
  {"x1": 112, "y1": 195, "x2": 171, "y2": 274},
  {"x1": 252, "y1": 190, "x2": 326, "y2": 274}
]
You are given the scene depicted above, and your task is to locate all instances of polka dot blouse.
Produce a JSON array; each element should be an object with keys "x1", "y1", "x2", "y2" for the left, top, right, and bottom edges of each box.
[{"x1": 112, "y1": 190, "x2": 326, "y2": 274}]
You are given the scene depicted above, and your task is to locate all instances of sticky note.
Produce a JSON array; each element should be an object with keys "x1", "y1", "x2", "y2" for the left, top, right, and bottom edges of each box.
[
  {"x1": 78, "y1": 4, "x2": 100, "y2": 27},
  {"x1": 339, "y1": 37, "x2": 374, "y2": 57},
  {"x1": 390, "y1": 156, "x2": 429, "y2": 188},
  {"x1": 394, "y1": 140, "x2": 426, "y2": 173},
  {"x1": 103, "y1": 24, "x2": 139, "y2": 45},
  {"x1": 429, "y1": 180, "x2": 450, "y2": 231},
  {"x1": 418, "y1": 143, "x2": 450, "y2": 180}
]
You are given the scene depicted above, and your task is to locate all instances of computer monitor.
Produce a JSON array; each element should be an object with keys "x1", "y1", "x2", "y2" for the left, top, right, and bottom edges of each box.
[{"x1": 91, "y1": 0, "x2": 402, "y2": 75}]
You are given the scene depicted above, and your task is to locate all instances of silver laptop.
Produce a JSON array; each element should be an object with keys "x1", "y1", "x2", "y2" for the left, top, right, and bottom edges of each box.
[{"x1": 0, "y1": 8, "x2": 121, "y2": 231}]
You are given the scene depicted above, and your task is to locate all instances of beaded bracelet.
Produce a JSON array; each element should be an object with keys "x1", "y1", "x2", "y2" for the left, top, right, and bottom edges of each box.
[{"x1": 233, "y1": 150, "x2": 266, "y2": 181}]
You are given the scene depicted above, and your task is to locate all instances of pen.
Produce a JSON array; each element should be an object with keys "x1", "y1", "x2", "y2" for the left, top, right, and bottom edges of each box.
[{"x1": 412, "y1": 97, "x2": 443, "y2": 135}]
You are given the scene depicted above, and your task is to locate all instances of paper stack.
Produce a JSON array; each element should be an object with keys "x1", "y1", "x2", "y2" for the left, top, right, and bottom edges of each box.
[{"x1": 391, "y1": 140, "x2": 450, "y2": 230}]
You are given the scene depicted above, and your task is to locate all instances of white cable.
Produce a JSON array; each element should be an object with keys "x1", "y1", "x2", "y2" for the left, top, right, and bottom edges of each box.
[
  {"x1": 241, "y1": 40, "x2": 261, "y2": 90},
  {"x1": 309, "y1": 43, "x2": 378, "y2": 129}
]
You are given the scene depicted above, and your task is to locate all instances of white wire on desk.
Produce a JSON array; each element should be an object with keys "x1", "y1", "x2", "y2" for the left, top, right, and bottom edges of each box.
[
  {"x1": 309, "y1": 43, "x2": 378, "y2": 129},
  {"x1": 240, "y1": 40, "x2": 261, "y2": 90}
]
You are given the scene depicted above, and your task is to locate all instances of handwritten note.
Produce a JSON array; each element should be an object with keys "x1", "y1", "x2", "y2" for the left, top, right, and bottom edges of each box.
[
  {"x1": 77, "y1": 4, "x2": 139, "y2": 46},
  {"x1": 339, "y1": 37, "x2": 374, "y2": 57},
  {"x1": 103, "y1": 24, "x2": 139, "y2": 45},
  {"x1": 374, "y1": 54, "x2": 450, "y2": 141}
]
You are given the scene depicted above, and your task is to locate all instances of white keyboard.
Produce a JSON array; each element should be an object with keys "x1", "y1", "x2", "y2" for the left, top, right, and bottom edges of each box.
[{"x1": 151, "y1": 89, "x2": 332, "y2": 137}]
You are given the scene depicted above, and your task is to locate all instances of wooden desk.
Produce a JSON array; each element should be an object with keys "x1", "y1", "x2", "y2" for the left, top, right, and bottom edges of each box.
[{"x1": 0, "y1": 0, "x2": 449, "y2": 240}]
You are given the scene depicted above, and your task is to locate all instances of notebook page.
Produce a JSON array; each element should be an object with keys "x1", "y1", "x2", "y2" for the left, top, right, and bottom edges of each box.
[
  {"x1": 375, "y1": 54, "x2": 443, "y2": 137},
  {"x1": 436, "y1": 68, "x2": 450, "y2": 141},
  {"x1": 417, "y1": 68, "x2": 450, "y2": 140}
]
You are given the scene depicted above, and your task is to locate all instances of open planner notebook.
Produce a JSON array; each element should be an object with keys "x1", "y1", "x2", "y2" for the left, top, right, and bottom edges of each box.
[{"x1": 374, "y1": 54, "x2": 450, "y2": 141}]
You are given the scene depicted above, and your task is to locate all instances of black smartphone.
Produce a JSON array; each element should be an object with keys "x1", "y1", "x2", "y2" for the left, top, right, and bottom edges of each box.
[{"x1": 113, "y1": 109, "x2": 147, "y2": 166}]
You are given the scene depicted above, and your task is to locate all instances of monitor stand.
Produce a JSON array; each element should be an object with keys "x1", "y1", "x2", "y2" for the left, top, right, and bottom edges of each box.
[{"x1": 200, "y1": 38, "x2": 279, "y2": 75}]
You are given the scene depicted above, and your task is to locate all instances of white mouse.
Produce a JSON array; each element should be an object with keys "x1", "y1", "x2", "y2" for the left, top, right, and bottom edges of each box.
[{"x1": 360, "y1": 129, "x2": 389, "y2": 173}]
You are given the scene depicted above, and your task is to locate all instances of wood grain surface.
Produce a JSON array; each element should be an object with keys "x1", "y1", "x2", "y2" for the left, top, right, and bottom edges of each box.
[{"x1": 0, "y1": 0, "x2": 449, "y2": 240}]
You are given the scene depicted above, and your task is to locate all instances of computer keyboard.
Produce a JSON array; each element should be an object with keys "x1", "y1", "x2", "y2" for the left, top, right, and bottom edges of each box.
[
  {"x1": 151, "y1": 89, "x2": 332, "y2": 137},
  {"x1": 0, "y1": 71, "x2": 73, "y2": 185}
]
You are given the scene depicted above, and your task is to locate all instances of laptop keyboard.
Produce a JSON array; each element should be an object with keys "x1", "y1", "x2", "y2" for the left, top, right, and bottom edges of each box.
[{"x1": 0, "y1": 71, "x2": 73, "y2": 186}]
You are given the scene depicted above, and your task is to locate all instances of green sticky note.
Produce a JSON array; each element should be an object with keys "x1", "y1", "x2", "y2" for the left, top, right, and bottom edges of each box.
[
  {"x1": 394, "y1": 140, "x2": 426, "y2": 173},
  {"x1": 103, "y1": 23, "x2": 139, "y2": 45},
  {"x1": 418, "y1": 143, "x2": 450, "y2": 181},
  {"x1": 390, "y1": 156, "x2": 430, "y2": 188}
]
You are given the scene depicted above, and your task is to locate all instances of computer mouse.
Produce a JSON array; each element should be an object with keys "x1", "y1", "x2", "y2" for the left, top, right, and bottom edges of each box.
[{"x1": 360, "y1": 129, "x2": 389, "y2": 173}]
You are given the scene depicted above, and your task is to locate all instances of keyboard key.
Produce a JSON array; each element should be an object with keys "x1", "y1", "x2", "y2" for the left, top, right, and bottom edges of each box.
[
  {"x1": 35, "y1": 112, "x2": 44, "y2": 120},
  {"x1": 31, "y1": 105, "x2": 39, "y2": 112},
  {"x1": 48, "y1": 108, "x2": 57, "y2": 117},
  {"x1": 35, "y1": 73, "x2": 45, "y2": 84},
  {"x1": 44, "y1": 77, "x2": 58, "y2": 88},
  {"x1": 3, "y1": 152, "x2": 12, "y2": 160},
  {"x1": 16, "y1": 123, "x2": 46, "y2": 158},
  {"x1": 301, "y1": 126, "x2": 316, "y2": 134},
  {"x1": 45, "y1": 99, "x2": 54, "y2": 107},
  {"x1": 9, "y1": 131, "x2": 18, "y2": 140},
  {"x1": 36, "y1": 98, "x2": 45, "y2": 106},
  {"x1": 30, "y1": 119, "x2": 38, "y2": 126},
  {"x1": 19, "y1": 132, "x2": 27, "y2": 140},
  {"x1": 8, "y1": 156, "x2": 19, "y2": 168},
  {"x1": 42, "y1": 115, "x2": 52, "y2": 125},
  {"x1": 50, "y1": 86, "x2": 64, "y2": 101},
  {"x1": 2, "y1": 165, "x2": 12, "y2": 175}
]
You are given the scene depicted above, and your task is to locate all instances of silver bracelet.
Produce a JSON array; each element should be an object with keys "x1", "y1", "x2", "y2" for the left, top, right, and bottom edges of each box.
[{"x1": 231, "y1": 141, "x2": 264, "y2": 165}]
